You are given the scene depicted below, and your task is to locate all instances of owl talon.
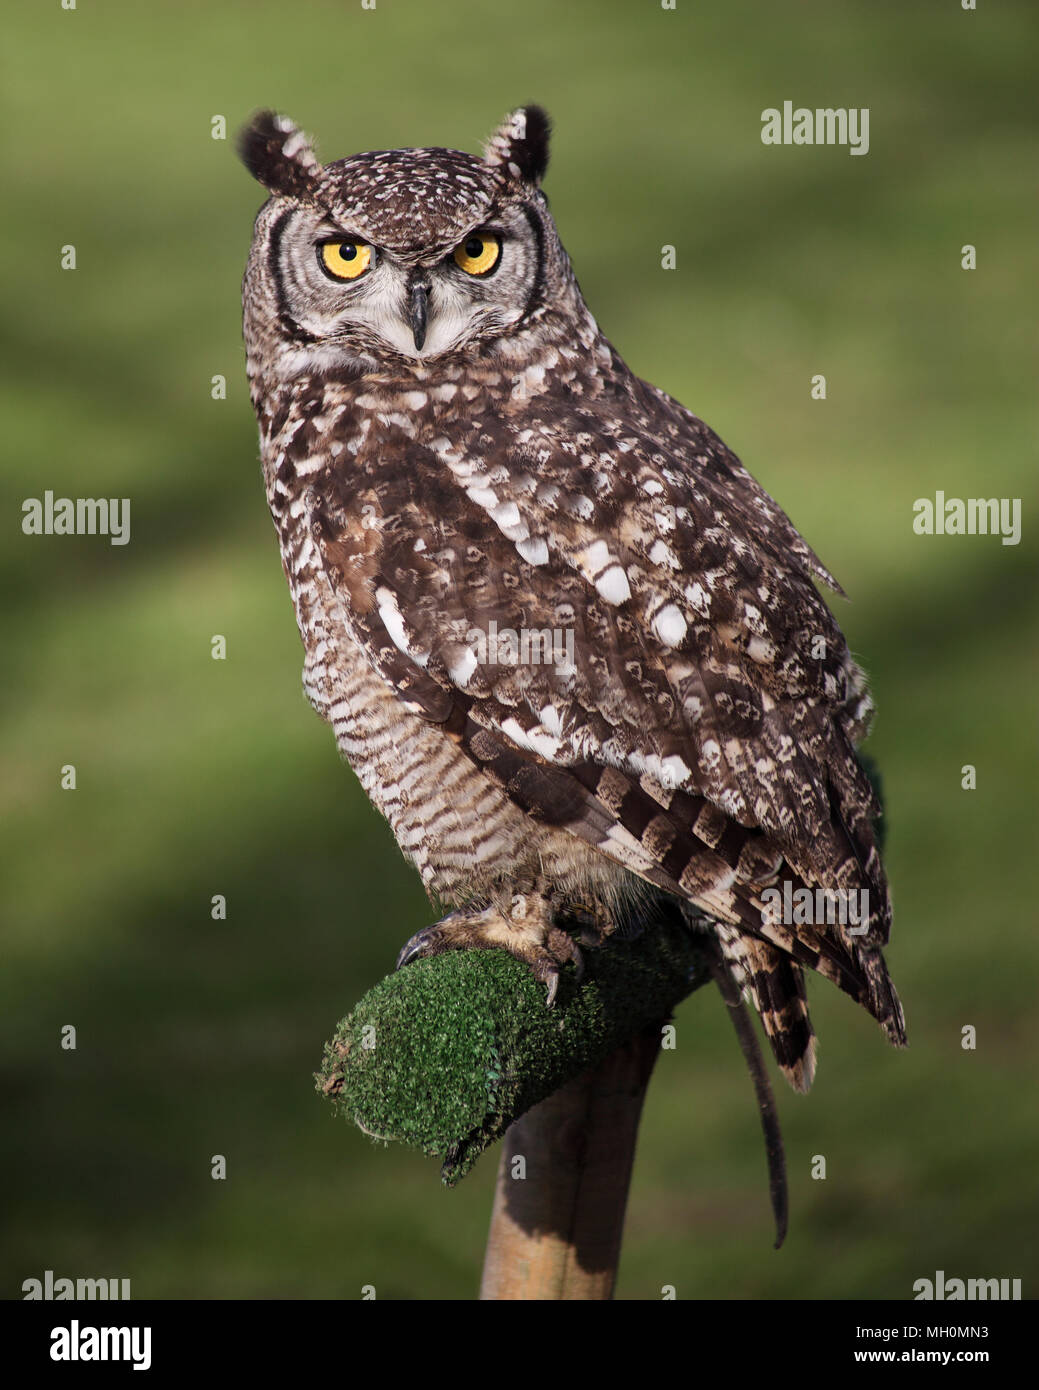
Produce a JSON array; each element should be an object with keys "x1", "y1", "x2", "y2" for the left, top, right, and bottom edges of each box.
[
  {"x1": 395, "y1": 925, "x2": 446, "y2": 970},
  {"x1": 546, "y1": 926, "x2": 584, "y2": 982},
  {"x1": 510, "y1": 928, "x2": 582, "y2": 1007},
  {"x1": 394, "y1": 905, "x2": 584, "y2": 1008}
]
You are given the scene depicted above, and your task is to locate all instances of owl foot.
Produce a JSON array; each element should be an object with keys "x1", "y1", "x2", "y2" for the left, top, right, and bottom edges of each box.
[{"x1": 395, "y1": 897, "x2": 583, "y2": 1007}]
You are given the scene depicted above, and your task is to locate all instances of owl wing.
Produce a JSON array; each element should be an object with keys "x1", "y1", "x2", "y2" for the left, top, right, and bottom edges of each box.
[{"x1": 305, "y1": 374, "x2": 903, "y2": 1047}]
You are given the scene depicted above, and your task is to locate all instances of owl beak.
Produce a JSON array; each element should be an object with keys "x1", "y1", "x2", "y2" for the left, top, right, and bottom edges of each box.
[{"x1": 407, "y1": 283, "x2": 429, "y2": 352}]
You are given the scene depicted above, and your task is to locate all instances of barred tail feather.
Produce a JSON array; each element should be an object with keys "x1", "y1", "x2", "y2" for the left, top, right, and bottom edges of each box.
[{"x1": 711, "y1": 923, "x2": 817, "y2": 1093}]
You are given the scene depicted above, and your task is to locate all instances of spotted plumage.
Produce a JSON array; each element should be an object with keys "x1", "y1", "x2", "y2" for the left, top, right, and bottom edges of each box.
[{"x1": 238, "y1": 108, "x2": 905, "y2": 1117}]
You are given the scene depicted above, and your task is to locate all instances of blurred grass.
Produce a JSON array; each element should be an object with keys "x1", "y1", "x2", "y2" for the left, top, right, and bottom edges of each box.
[{"x1": 2, "y1": 0, "x2": 1036, "y2": 1299}]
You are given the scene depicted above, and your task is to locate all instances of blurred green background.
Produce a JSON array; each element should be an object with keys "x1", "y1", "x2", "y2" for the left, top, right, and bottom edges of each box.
[{"x1": 2, "y1": 0, "x2": 1036, "y2": 1300}]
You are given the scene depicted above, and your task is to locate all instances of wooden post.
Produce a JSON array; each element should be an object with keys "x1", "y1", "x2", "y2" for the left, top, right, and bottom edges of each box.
[{"x1": 479, "y1": 1022, "x2": 664, "y2": 1300}]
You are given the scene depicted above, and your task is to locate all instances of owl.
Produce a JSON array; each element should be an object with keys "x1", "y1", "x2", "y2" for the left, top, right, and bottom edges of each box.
[{"x1": 238, "y1": 106, "x2": 905, "y2": 1103}]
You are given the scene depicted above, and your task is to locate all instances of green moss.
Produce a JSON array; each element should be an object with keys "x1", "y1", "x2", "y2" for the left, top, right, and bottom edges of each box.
[{"x1": 317, "y1": 918, "x2": 710, "y2": 1183}]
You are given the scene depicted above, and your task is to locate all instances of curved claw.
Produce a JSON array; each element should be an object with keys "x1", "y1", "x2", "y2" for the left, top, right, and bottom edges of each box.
[
  {"x1": 395, "y1": 924, "x2": 444, "y2": 970},
  {"x1": 538, "y1": 931, "x2": 584, "y2": 1008}
]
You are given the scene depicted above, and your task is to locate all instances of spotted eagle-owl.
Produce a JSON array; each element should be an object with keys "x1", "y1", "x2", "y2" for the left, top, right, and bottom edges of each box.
[{"x1": 238, "y1": 106, "x2": 905, "y2": 1101}]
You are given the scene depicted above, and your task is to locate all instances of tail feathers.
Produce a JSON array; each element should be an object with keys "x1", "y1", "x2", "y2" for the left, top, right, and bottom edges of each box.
[
  {"x1": 713, "y1": 926, "x2": 817, "y2": 1092},
  {"x1": 863, "y1": 952, "x2": 907, "y2": 1047},
  {"x1": 757, "y1": 913, "x2": 905, "y2": 1043},
  {"x1": 754, "y1": 954, "x2": 817, "y2": 1094},
  {"x1": 710, "y1": 911, "x2": 907, "y2": 1089},
  {"x1": 735, "y1": 883, "x2": 906, "y2": 1053}
]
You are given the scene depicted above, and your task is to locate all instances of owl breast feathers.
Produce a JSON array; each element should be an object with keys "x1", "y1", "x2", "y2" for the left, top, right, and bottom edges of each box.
[{"x1": 239, "y1": 105, "x2": 905, "y2": 1096}]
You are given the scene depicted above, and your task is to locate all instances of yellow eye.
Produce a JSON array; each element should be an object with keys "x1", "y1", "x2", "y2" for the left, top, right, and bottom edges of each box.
[
  {"x1": 319, "y1": 240, "x2": 372, "y2": 281},
  {"x1": 453, "y1": 232, "x2": 501, "y2": 276}
]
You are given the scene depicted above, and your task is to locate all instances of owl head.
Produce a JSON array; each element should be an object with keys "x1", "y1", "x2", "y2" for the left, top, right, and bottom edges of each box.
[{"x1": 239, "y1": 107, "x2": 580, "y2": 372}]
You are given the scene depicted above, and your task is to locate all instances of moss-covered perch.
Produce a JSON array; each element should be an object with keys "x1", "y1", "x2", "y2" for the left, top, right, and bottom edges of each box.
[
  {"x1": 316, "y1": 909, "x2": 786, "y2": 1295},
  {"x1": 317, "y1": 913, "x2": 711, "y2": 1183}
]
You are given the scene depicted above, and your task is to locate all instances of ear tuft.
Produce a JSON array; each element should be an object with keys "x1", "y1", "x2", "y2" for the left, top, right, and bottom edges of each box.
[
  {"x1": 483, "y1": 105, "x2": 551, "y2": 187},
  {"x1": 237, "y1": 110, "x2": 323, "y2": 198}
]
